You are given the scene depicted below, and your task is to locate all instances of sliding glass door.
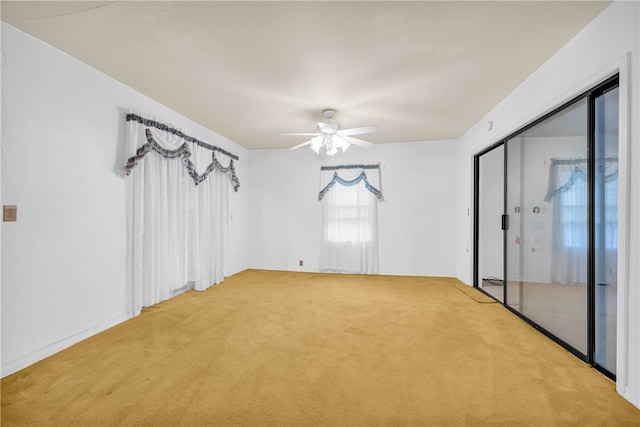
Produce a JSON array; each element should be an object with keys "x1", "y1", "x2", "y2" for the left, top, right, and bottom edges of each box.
[
  {"x1": 594, "y1": 85, "x2": 619, "y2": 374},
  {"x1": 476, "y1": 145, "x2": 504, "y2": 302},
  {"x1": 474, "y1": 75, "x2": 619, "y2": 378},
  {"x1": 506, "y1": 98, "x2": 589, "y2": 356}
]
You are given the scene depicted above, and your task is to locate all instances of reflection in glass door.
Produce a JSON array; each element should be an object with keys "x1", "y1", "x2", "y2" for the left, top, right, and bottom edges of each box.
[
  {"x1": 594, "y1": 86, "x2": 619, "y2": 374},
  {"x1": 476, "y1": 145, "x2": 504, "y2": 302},
  {"x1": 473, "y1": 75, "x2": 620, "y2": 378},
  {"x1": 506, "y1": 99, "x2": 590, "y2": 356}
]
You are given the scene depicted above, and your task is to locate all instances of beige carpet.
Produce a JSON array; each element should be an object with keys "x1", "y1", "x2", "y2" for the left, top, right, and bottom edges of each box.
[{"x1": 2, "y1": 270, "x2": 638, "y2": 426}]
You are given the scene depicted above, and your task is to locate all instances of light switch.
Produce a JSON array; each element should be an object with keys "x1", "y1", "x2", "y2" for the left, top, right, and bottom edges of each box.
[{"x1": 3, "y1": 205, "x2": 17, "y2": 222}]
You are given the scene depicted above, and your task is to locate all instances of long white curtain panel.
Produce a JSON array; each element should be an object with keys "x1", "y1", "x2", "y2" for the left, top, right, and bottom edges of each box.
[{"x1": 124, "y1": 113, "x2": 239, "y2": 315}]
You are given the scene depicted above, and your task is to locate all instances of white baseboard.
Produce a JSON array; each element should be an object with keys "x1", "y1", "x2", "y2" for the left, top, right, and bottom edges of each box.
[
  {"x1": 619, "y1": 384, "x2": 640, "y2": 409},
  {"x1": 1, "y1": 312, "x2": 133, "y2": 378}
]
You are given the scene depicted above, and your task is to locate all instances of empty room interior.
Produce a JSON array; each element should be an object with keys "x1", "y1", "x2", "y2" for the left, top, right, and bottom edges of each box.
[{"x1": 1, "y1": 1, "x2": 640, "y2": 426}]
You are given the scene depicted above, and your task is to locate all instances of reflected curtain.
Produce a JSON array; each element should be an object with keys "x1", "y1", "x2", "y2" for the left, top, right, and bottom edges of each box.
[
  {"x1": 318, "y1": 166, "x2": 382, "y2": 274},
  {"x1": 544, "y1": 158, "x2": 617, "y2": 285},
  {"x1": 125, "y1": 112, "x2": 238, "y2": 315}
]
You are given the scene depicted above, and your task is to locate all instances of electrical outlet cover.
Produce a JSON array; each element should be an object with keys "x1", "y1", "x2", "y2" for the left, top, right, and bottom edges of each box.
[{"x1": 3, "y1": 205, "x2": 17, "y2": 222}]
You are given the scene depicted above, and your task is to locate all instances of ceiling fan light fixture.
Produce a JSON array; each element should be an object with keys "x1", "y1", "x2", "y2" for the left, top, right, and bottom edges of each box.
[
  {"x1": 310, "y1": 136, "x2": 323, "y2": 154},
  {"x1": 323, "y1": 134, "x2": 337, "y2": 156},
  {"x1": 284, "y1": 109, "x2": 377, "y2": 154},
  {"x1": 318, "y1": 134, "x2": 359, "y2": 155},
  {"x1": 333, "y1": 135, "x2": 349, "y2": 152}
]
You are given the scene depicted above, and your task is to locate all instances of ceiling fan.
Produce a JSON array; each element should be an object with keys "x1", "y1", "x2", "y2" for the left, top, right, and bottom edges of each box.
[{"x1": 281, "y1": 109, "x2": 378, "y2": 155}]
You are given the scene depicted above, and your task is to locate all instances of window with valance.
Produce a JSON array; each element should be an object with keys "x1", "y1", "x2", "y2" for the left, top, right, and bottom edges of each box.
[{"x1": 318, "y1": 164, "x2": 383, "y2": 274}]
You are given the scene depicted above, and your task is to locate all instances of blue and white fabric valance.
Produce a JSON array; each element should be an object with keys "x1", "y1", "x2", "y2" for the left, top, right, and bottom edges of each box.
[
  {"x1": 318, "y1": 164, "x2": 383, "y2": 201},
  {"x1": 543, "y1": 157, "x2": 617, "y2": 202},
  {"x1": 124, "y1": 112, "x2": 240, "y2": 191}
]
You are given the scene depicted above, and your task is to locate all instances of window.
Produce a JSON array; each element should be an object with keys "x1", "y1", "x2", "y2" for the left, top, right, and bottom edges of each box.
[
  {"x1": 556, "y1": 167, "x2": 588, "y2": 250},
  {"x1": 318, "y1": 168, "x2": 382, "y2": 274},
  {"x1": 325, "y1": 185, "x2": 376, "y2": 244}
]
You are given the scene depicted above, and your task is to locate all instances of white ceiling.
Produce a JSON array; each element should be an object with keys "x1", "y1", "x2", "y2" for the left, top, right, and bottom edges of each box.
[{"x1": 1, "y1": 1, "x2": 611, "y2": 149}]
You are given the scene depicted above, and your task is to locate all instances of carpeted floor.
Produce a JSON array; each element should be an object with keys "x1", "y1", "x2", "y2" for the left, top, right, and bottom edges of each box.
[{"x1": 2, "y1": 270, "x2": 639, "y2": 426}]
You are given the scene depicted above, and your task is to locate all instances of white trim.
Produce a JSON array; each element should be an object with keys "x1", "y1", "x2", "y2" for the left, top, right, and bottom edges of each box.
[
  {"x1": 1, "y1": 312, "x2": 133, "y2": 378},
  {"x1": 621, "y1": 385, "x2": 640, "y2": 409},
  {"x1": 467, "y1": 153, "x2": 475, "y2": 286},
  {"x1": 614, "y1": 52, "x2": 631, "y2": 406}
]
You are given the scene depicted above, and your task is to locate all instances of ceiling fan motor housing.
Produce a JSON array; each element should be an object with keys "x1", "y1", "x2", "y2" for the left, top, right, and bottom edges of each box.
[
  {"x1": 318, "y1": 122, "x2": 340, "y2": 134},
  {"x1": 322, "y1": 109, "x2": 336, "y2": 120}
]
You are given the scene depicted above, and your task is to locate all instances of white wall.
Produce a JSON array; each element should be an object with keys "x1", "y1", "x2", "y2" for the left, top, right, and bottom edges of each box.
[
  {"x1": 455, "y1": 0, "x2": 640, "y2": 407},
  {"x1": 249, "y1": 140, "x2": 458, "y2": 277},
  {"x1": 0, "y1": 23, "x2": 249, "y2": 376}
]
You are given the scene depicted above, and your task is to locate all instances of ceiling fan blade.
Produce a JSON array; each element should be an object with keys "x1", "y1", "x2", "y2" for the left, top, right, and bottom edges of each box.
[
  {"x1": 280, "y1": 132, "x2": 319, "y2": 136},
  {"x1": 344, "y1": 136, "x2": 374, "y2": 147},
  {"x1": 339, "y1": 125, "x2": 378, "y2": 136},
  {"x1": 289, "y1": 139, "x2": 313, "y2": 150}
]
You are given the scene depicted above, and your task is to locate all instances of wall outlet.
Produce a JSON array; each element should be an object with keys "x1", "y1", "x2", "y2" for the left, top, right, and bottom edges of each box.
[
  {"x1": 299, "y1": 260, "x2": 304, "y2": 266},
  {"x1": 3, "y1": 205, "x2": 17, "y2": 222}
]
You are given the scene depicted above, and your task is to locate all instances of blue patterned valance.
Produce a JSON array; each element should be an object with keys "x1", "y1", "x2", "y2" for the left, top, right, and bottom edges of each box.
[
  {"x1": 543, "y1": 157, "x2": 617, "y2": 202},
  {"x1": 126, "y1": 113, "x2": 239, "y2": 160},
  {"x1": 125, "y1": 129, "x2": 191, "y2": 174},
  {"x1": 318, "y1": 171, "x2": 383, "y2": 201},
  {"x1": 124, "y1": 113, "x2": 240, "y2": 192},
  {"x1": 318, "y1": 164, "x2": 383, "y2": 201}
]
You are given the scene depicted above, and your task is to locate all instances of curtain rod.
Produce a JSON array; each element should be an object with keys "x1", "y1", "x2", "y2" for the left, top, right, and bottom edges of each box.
[
  {"x1": 126, "y1": 113, "x2": 239, "y2": 161},
  {"x1": 320, "y1": 164, "x2": 379, "y2": 171},
  {"x1": 549, "y1": 157, "x2": 618, "y2": 164}
]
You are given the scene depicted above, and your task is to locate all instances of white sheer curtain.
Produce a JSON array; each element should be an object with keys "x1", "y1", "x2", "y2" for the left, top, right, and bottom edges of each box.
[
  {"x1": 319, "y1": 166, "x2": 382, "y2": 274},
  {"x1": 125, "y1": 113, "x2": 237, "y2": 315},
  {"x1": 598, "y1": 176, "x2": 618, "y2": 286},
  {"x1": 548, "y1": 164, "x2": 588, "y2": 285},
  {"x1": 545, "y1": 159, "x2": 617, "y2": 285},
  {"x1": 188, "y1": 146, "x2": 229, "y2": 291}
]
